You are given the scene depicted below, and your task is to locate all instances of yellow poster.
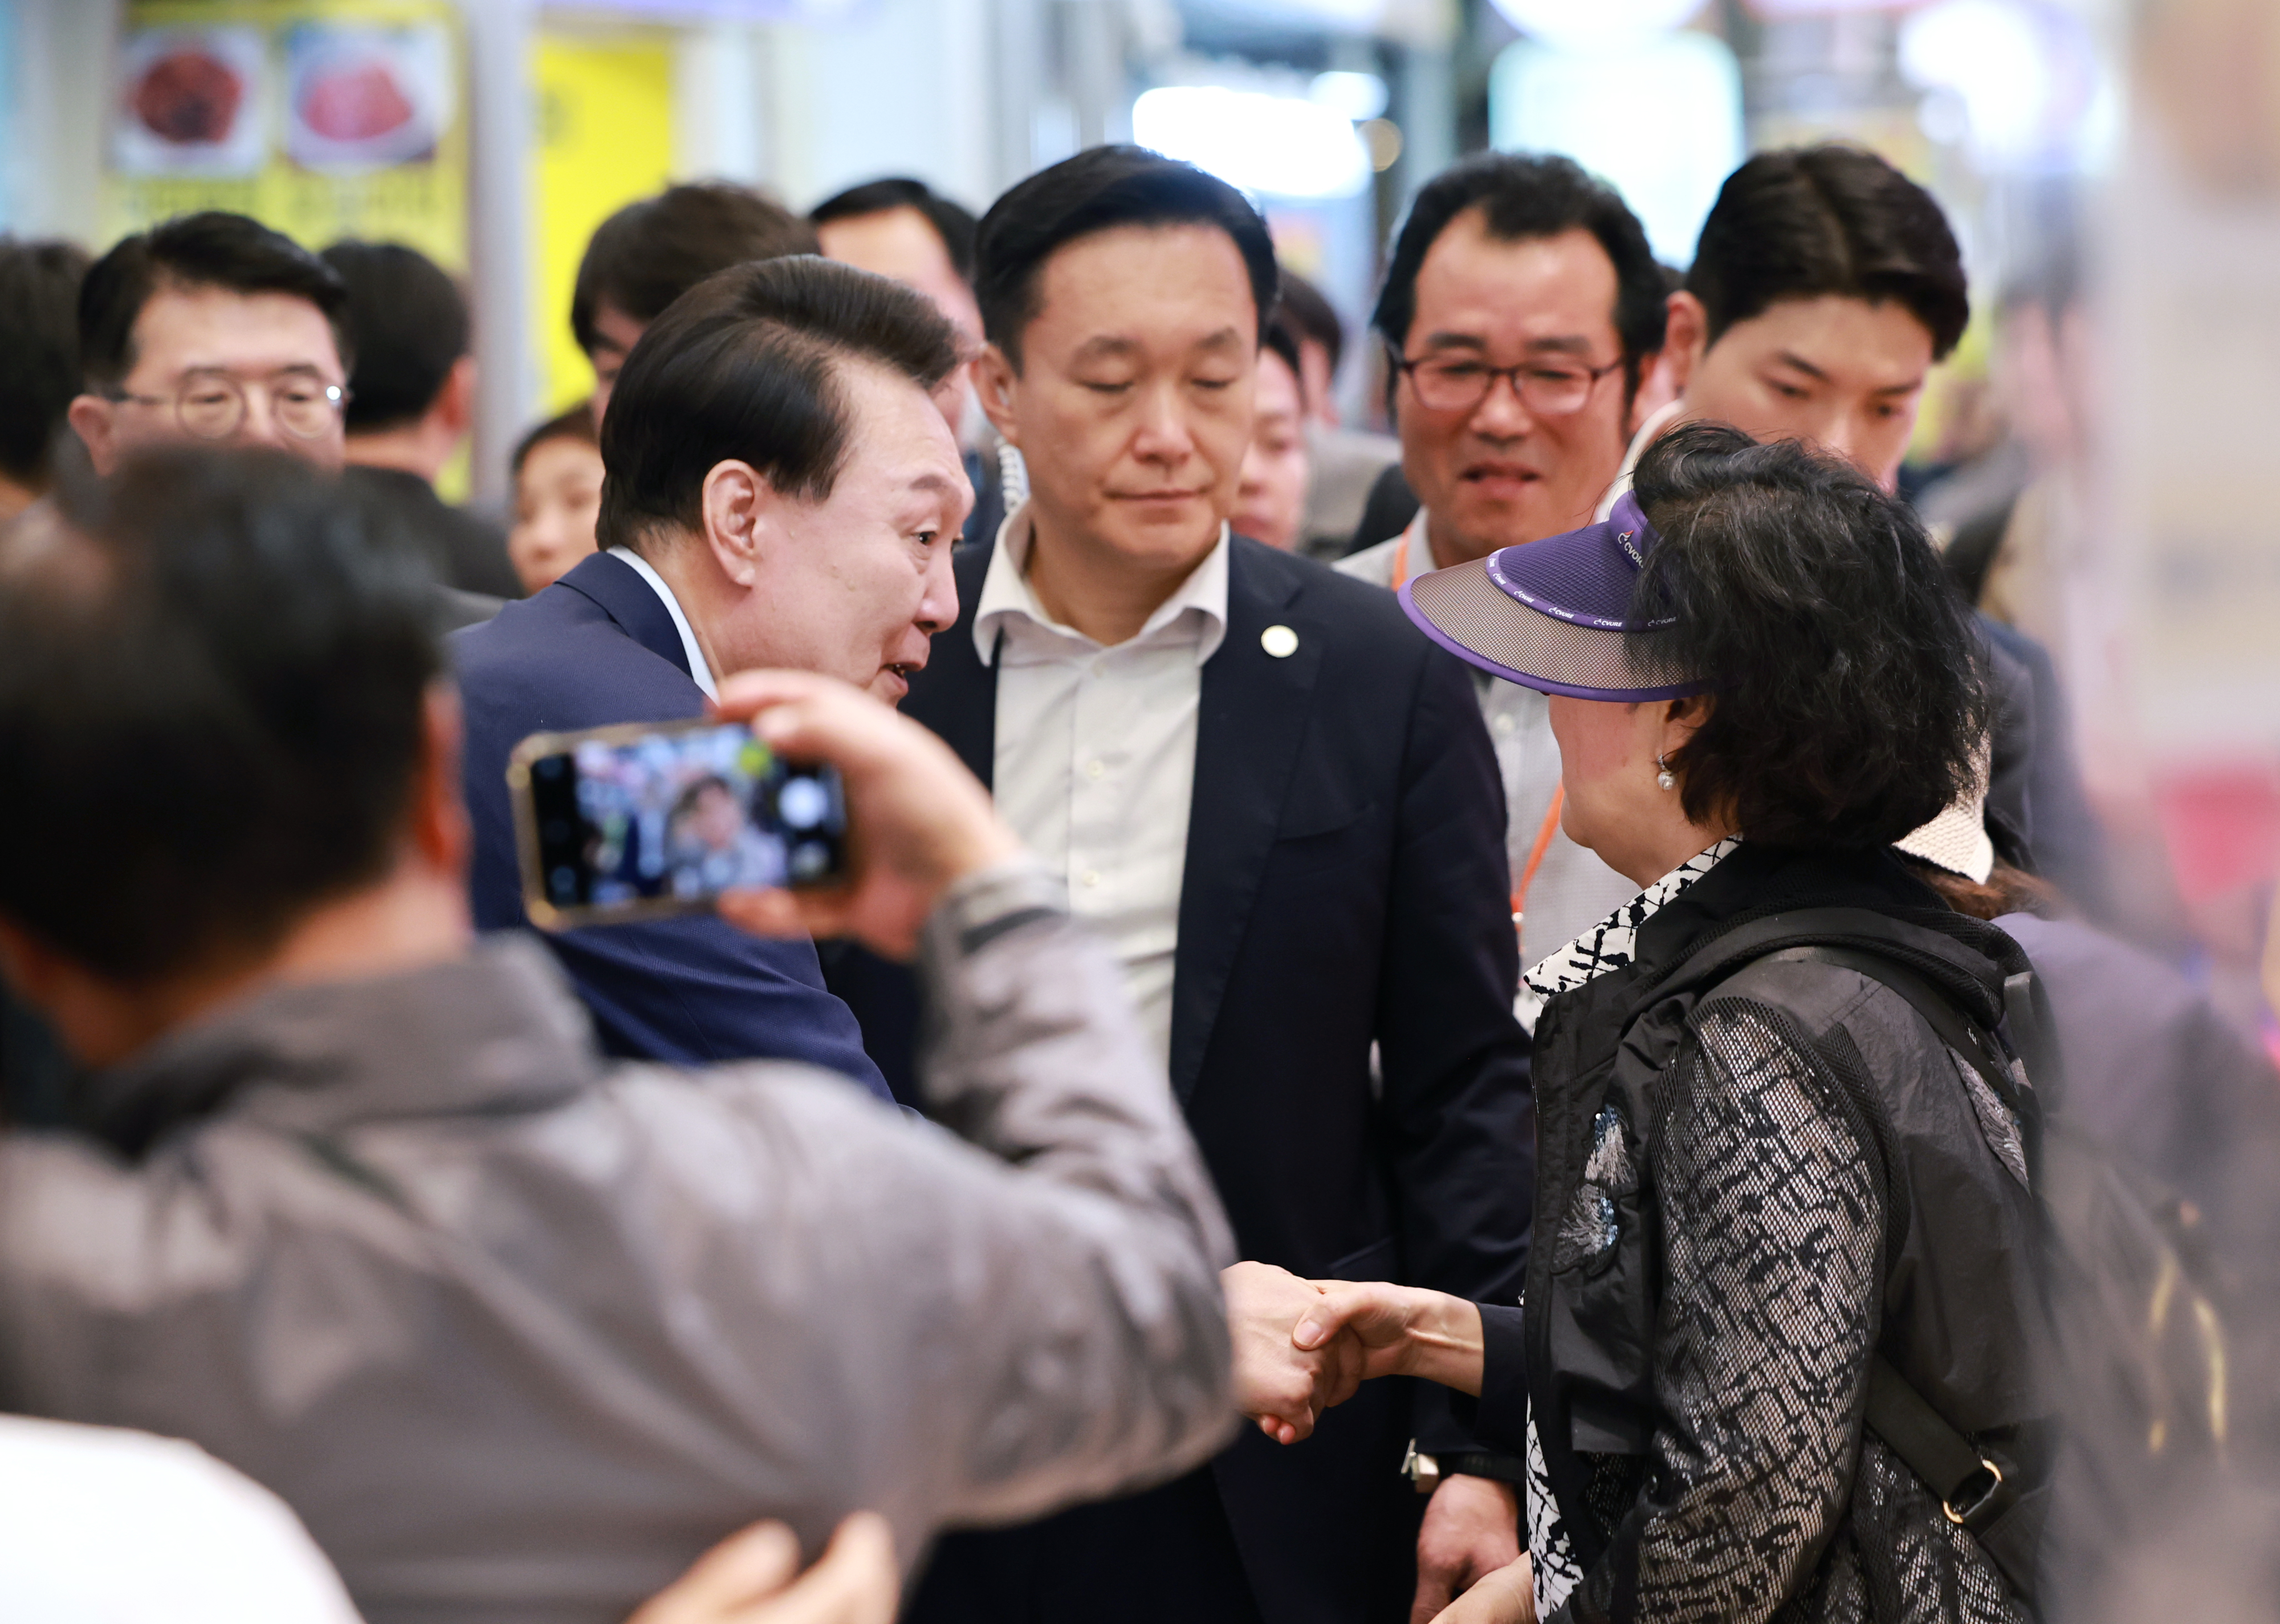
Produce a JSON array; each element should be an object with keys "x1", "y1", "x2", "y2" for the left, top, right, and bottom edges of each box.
[
  {"x1": 105, "y1": 0, "x2": 467, "y2": 270},
  {"x1": 530, "y1": 32, "x2": 675, "y2": 414}
]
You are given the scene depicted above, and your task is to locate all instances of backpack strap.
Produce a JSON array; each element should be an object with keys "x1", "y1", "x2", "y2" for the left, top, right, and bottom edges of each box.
[{"x1": 1756, "y1": 943, "x2": 2037, "y2": 1578}]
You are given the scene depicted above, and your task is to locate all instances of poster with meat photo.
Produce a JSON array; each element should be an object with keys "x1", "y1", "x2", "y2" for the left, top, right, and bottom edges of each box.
[
  {"x1": 112, "y1": 26, "x2": 268, "y2": 177},
  {"x1": 284, "y1": 23, "x2": 453, "y2": 173}
]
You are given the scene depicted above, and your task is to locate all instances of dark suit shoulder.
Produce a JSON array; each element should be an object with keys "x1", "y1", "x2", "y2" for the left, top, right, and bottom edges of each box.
[{"x1": 1231, "y1": 534, "x2": 1430, "y2": 644}]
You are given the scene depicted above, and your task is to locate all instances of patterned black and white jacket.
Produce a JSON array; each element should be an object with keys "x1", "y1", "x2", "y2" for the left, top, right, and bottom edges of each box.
[{"x1": 1465, "y1": 840, "x2": 2047, "y2": 1624}]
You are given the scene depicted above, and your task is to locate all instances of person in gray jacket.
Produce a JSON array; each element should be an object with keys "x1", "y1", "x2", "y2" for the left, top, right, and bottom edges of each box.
[{"x1": 0, "y1": 446, "x2": 1246, "y2": 1624}]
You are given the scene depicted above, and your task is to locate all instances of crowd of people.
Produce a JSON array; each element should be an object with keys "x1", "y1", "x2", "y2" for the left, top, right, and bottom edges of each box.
[{"x1": 0, "y1": 127, "x2": 2274, "y2": 1624}]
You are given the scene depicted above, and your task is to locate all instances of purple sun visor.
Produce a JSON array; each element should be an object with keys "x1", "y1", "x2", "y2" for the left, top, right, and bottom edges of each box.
[{"x1": 1398, "y1": 491, "x2": 1712, "y2": 701}]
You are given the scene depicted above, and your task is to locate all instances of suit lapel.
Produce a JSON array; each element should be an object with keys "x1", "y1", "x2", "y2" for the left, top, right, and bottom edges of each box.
[
  {"x1": 903, "y1": 543, "x2": 1000, "y2": 789},
  {"x1": 1169, "y1": 540, "x2": 1321, "y2": 1103},
  {"x1": 556, "y1": 552, "x2": 692, "y2": 679}
]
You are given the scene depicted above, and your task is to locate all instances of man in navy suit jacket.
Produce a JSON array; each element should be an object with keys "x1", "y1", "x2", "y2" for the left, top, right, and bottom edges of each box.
[
  {"x1": 453, "y1": 255, "x2": 977, "y2": 1096},
  {"x1": 847, "y1": 147, "x2": 1535, "y2": 1624}
]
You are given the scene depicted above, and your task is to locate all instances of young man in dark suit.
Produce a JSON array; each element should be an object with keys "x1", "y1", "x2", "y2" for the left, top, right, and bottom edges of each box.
[
  {"x1": 451, "y1": 258, "x2": 973, "y2": 1092},
  {"x1": 864, "y1": 146, "x2": 1536, "y2": 1624}
]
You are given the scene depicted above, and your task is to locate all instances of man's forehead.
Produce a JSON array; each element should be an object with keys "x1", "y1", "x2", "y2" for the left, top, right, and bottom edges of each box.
[
  {"x1": 130, "y1": 282, "x2": 341, "y2": 376},
  {"x1": 1413, "y1": 219, "x2": 1619, "y2": 337},
  {"x1": 1725, "y1": 295, "x2": 1933, "y2": 385}
]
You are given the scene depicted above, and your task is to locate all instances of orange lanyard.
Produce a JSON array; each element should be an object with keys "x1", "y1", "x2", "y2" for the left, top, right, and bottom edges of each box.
[{"x1": 1391, "y1": 524, "x2": 1564, "y2": 929}]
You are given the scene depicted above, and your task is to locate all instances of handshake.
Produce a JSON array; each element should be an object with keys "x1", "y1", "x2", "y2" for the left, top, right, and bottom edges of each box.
[{"x1": 1222, "y1": 1260, "x2": 1489, "y2": 1446}]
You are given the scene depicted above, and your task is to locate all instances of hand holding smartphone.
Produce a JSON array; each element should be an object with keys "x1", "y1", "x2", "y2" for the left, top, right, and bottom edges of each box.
[{"x1": 510, "y1": 717, "x2": 848, "y2": 931}]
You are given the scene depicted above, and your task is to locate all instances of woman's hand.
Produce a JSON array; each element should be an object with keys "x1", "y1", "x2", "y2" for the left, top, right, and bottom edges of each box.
[
  {"x1": 1428, "y1": 1554, "x2": 1536, "y2": 1624},
  {"x1": 1222, "y1": 1262, "x2": 1365, "y2": 1444},
  {"x1": 1293, "y1": 1281, "x2": 1486, "y2": 1398},
  {"x1": 628, "y1": 1513, "x2": 898, "y2": 1624}
]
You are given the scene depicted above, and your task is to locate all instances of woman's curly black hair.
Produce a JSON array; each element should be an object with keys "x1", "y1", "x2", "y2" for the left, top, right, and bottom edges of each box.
[{"x1": 1627, "y1": 422, "x2": 1989, "y2": 851}]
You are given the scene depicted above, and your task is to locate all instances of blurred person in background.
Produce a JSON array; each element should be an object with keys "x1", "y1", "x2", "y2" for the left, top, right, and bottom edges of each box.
[
  {"x1": 0, "y1": 446, "x2": 1237, "y2": 1624},
  {"x1": 575, "y1": 181, "x2": 817, "y2": 422},
  {"x1": 322, "y1": 239, "x2": 522, "y2": 600},
  {"x1": 812, "y1": 176, "x2": 1011, "y2": 551},
  {"x1": 506, "y1": 403, "x2": 602, "y2": 595},
  {"x1": 1339, "y1": 153, "x2": 1668, "y2": 974},
  {"x1": 1274, "y1": 270, "x2": 1400, "y2": 560},
  {"x1": 62, "y1": 210, "x2": 496, "y2": 635},
  {"x1": 0, "y1": 237, "x2": 90, "y2": 523},
  {"x1": 1631, "y1": 145, "x2": 2104, "y2": 910},
  {"x1": 862, "y1": 144, "x2": 1534, "y2": 1624},
  {"x1": 1250, "y1": 425, "x2": 2043, "y2": 1624},
  {"x1": 453, "y1": 255, "x2": 972, "y2": 1090},
  {"x1": 1227, "y1": 318, "x2": 1310, "y2": 552}
]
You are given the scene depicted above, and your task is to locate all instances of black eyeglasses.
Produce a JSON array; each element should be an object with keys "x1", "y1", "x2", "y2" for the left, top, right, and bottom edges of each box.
[
  {"x1": 1392, "y1": 348, "x2": 1622, "y2": 417},
  {"x1": 108, "y1": 371, "x2": 350, "y2": 442}
]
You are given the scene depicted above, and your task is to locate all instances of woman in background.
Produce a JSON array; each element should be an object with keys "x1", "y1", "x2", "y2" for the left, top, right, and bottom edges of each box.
[{"x1": 506, "y1": 403, "x2": 604, "y2": 595}]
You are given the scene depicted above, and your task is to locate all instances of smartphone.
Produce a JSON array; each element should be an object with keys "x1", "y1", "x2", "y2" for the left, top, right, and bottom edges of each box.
[{"x1": 508, "y1": 717, "x2": 848, "y2": 931}]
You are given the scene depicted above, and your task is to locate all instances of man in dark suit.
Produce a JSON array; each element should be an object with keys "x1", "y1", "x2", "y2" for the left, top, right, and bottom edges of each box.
[
  {"x1": 451, "y1": 256, "x2": 974, "y2": 1093},
  {"x1": 854, "y1": 147, "x2": 1535, "y2": 1624}
]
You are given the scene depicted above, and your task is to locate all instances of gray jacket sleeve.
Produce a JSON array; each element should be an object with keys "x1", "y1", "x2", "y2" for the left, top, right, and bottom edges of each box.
[{"x1": 690, "y1": 857, "x2": 1237, "y2": 1551}]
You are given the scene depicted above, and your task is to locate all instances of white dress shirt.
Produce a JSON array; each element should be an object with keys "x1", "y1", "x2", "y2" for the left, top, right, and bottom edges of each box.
[
  {"x1": 975, "y1": 504, "x2": 1229, "y2": 1068},
  {"x1": 607, "y1": 545, "x2": 717, "y2": 700},
  {"x1": 1339, "y1": 511, "x2": 1637, "y2": 987}
]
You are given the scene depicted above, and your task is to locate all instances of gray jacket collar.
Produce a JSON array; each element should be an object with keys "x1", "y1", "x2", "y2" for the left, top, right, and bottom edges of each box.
[{"x1": 77, "y1": 937, "x2": 600, "y2": 1159}]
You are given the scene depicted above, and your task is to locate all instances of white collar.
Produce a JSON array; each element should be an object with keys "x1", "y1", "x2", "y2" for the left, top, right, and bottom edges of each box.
[
  {"x1": 606, "y1": 546, "x2": 716, "y2": 701},
  {"x1": 1522, "y1": 837, "x2": 1741, "y2": 1000},
  {"x1": 1594, "y1": 398, "x2": 1685, "y2": 522},
  {"x1": 971, "y1": 501, "x2": 1231, "y2": 666}
]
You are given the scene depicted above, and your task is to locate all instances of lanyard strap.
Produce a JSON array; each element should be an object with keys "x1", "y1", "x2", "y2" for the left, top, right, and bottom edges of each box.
[{"x1": 1390, "y1": 524, "x2": 1564, "y2": 929}]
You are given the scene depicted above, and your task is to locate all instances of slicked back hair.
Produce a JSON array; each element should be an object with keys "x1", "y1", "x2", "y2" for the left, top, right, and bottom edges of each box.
[
  {"x1": 973, "y1": 145, "x2": 1280, "y2": 370},
  {"x1": 79, "y1": 211, "x2": 349, "y2": 390},
  {"x1": 572, "y1": 182, "x2": 819, "y2": 355},
  {"x1": 1688, "y1": 145, "x2": 1969, "y2": 360},
  {"x1": 596, "y1": 255, "x2": 959, "y2": 554},
  {"x1": 0, "y1": 447, "x2": 439, "y2": 983},
  {"x1": 810, "y1": 177, "x2": 979, "y2": 282},
  {"x1": 1628, "y1": 422, "x2": 1989, "y2": 851},
  {"x1": 1373, "y1": 152, "x2": 1667, "y2": 400}
]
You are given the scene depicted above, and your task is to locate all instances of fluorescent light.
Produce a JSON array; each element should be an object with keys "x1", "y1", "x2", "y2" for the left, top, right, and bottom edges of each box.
[
  {"x1": 1309, "y1": 70, "x2": 1387, "y2": 123},
  {"x1": 1133, "y1": 86, "x2": 1372, "y2": 201},
  {"x1": 1489, "y1": 0, "x2": 1705, "y2": 51}
]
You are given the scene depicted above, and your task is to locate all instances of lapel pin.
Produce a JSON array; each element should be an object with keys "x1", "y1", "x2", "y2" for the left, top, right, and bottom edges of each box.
[{"x1": 1260, "y1": 624, "x2": 1298, "y2": 658}]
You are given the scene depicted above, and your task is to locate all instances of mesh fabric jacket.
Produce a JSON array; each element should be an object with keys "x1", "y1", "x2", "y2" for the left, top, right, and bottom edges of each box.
[{"x1": 1521, "y1": 845, "x2": 2045, "y2": 1624}]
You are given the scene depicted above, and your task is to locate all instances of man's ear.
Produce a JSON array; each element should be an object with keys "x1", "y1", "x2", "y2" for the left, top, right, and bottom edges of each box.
[
  {"x1": 1662, "y1": 291, "x2": 1709, "y2": 400},
  {"x1": 411, "y1": 683, "x2": 471, "y2": 877},
  {"x1": 64, "y1": 394, "x2": 120, "y2": 477},
  {"x1": 971, "y1": 344, "x2": 1022, "y2": 447},
  {"x1": 433, "y1": 355, "x2": 478, "y2": 441},
  {"x1": 699, "y1": 459, "x2": 772, "y2": 588}
]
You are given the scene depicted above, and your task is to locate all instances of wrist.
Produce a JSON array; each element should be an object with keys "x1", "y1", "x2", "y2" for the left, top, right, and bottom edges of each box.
[{"x1": 1403, "y1": 1292, "x2": 1486, "y2": 1396}]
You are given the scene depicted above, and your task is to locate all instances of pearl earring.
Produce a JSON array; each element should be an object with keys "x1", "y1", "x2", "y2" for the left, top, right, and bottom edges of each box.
[{"x1": 1656, "y1": 754, "x2": 1675, "y2": 791}]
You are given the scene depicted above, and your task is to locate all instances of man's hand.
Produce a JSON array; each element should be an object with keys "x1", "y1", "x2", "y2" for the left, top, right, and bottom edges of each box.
[
  {"x1": 1223, "y1": 1261, "x2": 1363, "y2": 1444},
  {"x1": 628, "y1": 1512, "x2": 898, "y2": 1624},
  {"x1": 1427, "y1": 1552, "x2": 1535, "y2": 1624},
  {"x1": 709, "y1": 671, "x2": 1021, "y2": 959},
  {"x1": 1414, "y1": 1477, "x2": 1524, "y2": 1624}
]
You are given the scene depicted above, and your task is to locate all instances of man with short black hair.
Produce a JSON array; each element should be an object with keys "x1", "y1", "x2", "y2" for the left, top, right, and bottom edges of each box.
[
  {"x1": 1338, "y1": 152, "x2": 1670, "y2": 971},
  {"x1": 1627, "y1": 143, "x2": 2098, "y2": 889},
  {"x1": 453, "y1": 254, "x2": 971, "y2": 1088},
  {"x1": 0, "y1": 443, "x2": 1237, "y2": 1624},
  {"x1": 574, "y1": 182, "x2": 817, "y2": 420},
  {"x1": 0, "y1": 237, "x2": 91, "y2": 523},
  {"x1": 858, "y1": 144, "x2": 1535, "y2": 1624},
  {"x1": 63, "y1": 210, "x2": 498, "y2": 634},
  {"x1": 323, "y1": 239, "x2": 520, "y2": 599}
]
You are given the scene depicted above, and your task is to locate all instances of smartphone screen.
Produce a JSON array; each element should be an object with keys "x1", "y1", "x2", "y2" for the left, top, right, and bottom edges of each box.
[{"x1": 510, "y1": 719, "x2": 846, "y2": 930}]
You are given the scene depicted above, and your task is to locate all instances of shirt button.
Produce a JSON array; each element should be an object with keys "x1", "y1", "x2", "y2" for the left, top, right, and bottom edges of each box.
[
  {"x1": 1086, "y1": 759, "x2": 1105, "y2": 779},
  {"x1": 1081, "y1": 869, "x2": 1101, "y2": 888},
  {"x1": 1493, "y1": 714, "x2": 1517, "y2": 735}
]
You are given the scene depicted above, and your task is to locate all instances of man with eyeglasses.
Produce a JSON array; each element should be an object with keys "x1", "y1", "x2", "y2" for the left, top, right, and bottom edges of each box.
[
  {"x1": 63, "y1": 210, "x2": 498, "y2": 631},
  {"x1": 1338, "y1": 155, "x2": 1670, "y2": 977}
]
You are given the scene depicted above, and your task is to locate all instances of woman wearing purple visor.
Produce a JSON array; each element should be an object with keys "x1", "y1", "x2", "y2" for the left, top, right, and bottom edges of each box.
[{"x1": 1233, "y1": 425, "x2": 2052, "y2": 1624}]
